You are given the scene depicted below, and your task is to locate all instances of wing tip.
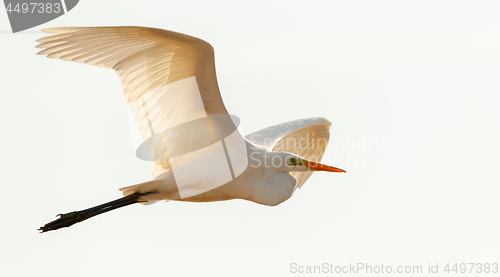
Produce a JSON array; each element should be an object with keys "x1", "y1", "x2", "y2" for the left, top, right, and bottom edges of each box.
[
  {"x1": 40, "y1": 27, "x2": 82, "y2": 34},
  {"x1": 316, "y1": 116, "x2": 332, "y2": 124}
]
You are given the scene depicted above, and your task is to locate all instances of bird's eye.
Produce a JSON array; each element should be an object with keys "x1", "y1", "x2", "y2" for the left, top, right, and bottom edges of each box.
[{"x1": 290, "y1": 158, "x2": 296, "y2": 165}]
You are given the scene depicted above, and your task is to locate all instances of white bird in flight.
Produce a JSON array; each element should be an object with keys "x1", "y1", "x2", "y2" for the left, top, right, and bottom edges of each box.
[{"x1": 36, "y1": 26, "x2": 345, "y2": 232}]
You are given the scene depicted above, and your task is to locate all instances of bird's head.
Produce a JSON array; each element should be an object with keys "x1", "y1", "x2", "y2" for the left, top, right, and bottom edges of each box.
[{"x1": 267, "y1": 152, "x2": 346, "y2": 173}]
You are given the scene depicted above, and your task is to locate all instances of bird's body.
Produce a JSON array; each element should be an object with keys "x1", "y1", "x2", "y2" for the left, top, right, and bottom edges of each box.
[
  {"x1": 124, "y1": 139, "x2": 298, "y2": 206},
  {"x1": 36, "y1": 26, "x2": 345, "y2": 232},
  {"x1": 120, "y1": 116, "x2": 335, "y2": 206}
]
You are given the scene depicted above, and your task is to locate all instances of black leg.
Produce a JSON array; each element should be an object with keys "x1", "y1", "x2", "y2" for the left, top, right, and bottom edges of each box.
[{"x1": 38, "y1": 193, "x2": 141, "y2": 233}]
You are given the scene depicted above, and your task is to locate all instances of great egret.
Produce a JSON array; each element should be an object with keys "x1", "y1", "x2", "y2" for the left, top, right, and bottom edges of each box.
[{"x1": 36, "y1": 27, "x2": 345, "y2": 233}]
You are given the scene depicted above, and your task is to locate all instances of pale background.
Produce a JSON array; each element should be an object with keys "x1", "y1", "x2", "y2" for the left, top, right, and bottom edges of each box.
[{"x1": 1, "y1": 1, "x2": 499, "y2": 276}]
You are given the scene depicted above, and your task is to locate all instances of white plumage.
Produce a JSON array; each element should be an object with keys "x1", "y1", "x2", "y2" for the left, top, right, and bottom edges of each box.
[{"x1": 36, "y1": 26, "x2": 345, "y2": 232}]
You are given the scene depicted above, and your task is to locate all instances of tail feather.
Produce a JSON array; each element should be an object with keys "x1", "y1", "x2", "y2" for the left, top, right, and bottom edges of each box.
[{"x1": 119, "y1": 179, "x2": 165, "y2": 205}]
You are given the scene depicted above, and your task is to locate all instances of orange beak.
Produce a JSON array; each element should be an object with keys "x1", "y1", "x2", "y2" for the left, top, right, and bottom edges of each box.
[{"x1": 303, "y1": 160, "x2": 346, "y2": 173}]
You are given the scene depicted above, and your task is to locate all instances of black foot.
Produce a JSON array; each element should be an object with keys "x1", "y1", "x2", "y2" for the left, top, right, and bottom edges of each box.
[
  {"x1": 38, "y1": 211, "x2": 84, "y2": 233},
  {"x1": 38, "y1": 192, "x2": 142, "y2": 233}
]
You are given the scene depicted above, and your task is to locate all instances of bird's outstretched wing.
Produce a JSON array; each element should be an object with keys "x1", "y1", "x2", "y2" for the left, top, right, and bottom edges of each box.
[
  {"x1": 245, "y1": 117, "x2": 332, "y2": 188},
  {"x1": 36, "y1": 27, "x2": 230, "y2": 177}
]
